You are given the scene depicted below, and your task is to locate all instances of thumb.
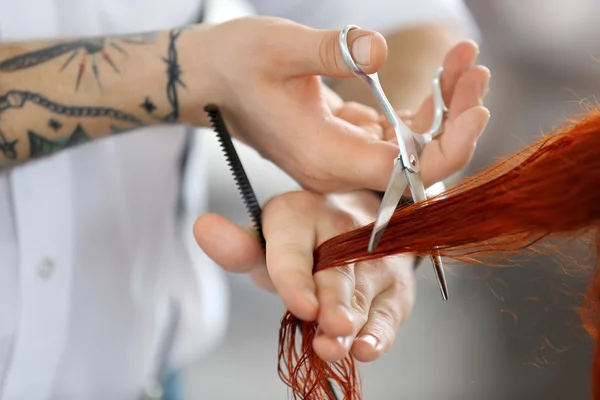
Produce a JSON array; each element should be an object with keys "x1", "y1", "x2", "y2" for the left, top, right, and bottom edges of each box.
[
  {"x1": 285, "y1": 26, "x2": 388, "y2": 78},
  {"x1": 193, "y1": 213, "x2": 265, "y2": 273}
]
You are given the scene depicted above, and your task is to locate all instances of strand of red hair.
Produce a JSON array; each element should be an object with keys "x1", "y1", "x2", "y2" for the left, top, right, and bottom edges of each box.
[{"x1": 278, "y1": 107, "x2": 600, "y2": 399}]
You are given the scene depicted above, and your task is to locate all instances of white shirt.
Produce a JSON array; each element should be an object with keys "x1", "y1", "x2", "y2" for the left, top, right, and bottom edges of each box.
[{"x1": 0, "y1": 1, "x2": 477, "y2": 399}]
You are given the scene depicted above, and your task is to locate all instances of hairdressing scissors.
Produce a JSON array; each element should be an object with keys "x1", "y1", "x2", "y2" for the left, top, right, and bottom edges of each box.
[{"x1": 339, "y1": 25, "x2": 450, "y2": 300}]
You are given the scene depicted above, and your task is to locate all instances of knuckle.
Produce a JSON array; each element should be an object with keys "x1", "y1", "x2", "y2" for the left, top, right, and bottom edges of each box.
[
  {"x1": 351, "y1": 292, "x2": 370, "y2": 329},
  {"x1": 331, "y1": 265, "x2": 355, "y2": 285},
  {"x1": 352, "y1": 279, "x2": 372, "y2": 318},
  {"x1": 352, "y1": 290, "x2": 370, "y2": 316},
  {"x1": 318, "y1": 33, "x2": 341, "y2": 76},
  {"x1": 370, "y1": 305, "x2": 402, "y2": 332}
]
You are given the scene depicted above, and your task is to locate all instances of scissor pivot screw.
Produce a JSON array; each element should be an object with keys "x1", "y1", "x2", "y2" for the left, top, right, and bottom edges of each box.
[{"x1": 409, "y1": 154, "x2": 417, "y2": 167}]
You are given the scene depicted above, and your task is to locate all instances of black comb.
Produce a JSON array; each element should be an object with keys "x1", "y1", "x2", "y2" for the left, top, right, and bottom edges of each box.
[
  {"x1": 204, "y1": 104, "x2": 265, "y2": 247},
  {"x1": 203, "y1": 104, "x2": 340, "y2": 400}
]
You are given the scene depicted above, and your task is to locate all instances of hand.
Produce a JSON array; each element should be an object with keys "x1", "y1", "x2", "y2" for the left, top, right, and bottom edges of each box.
[
  {"x1": 202, "y1": 17, "x2": 489, "y2": 193},
  {"x1": 202, "y1": 17, "x2": 392, "y2": 193},
  {"x1": 193, "y1": 49, "x2": 491, "y2": 361},
  {"x1": 329, "y1": 40, "x2": 491, "y2": 189},
  {"x1": 194, "y1": 190, "x2": 416, "y2": 363}
]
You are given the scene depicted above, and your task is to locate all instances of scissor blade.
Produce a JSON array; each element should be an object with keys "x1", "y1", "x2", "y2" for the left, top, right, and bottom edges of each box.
[
  {"x1": 368, "y1": 160, "x2": 408, "y2": 253},
  {"x1": 431, "y1": 254, "x2": 449, "y2": 300},
  {"x1": 405, "y1": 171, "x2": 450, "y2": 300}
]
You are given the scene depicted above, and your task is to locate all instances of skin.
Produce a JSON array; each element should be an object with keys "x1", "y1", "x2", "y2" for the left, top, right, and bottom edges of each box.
[
  {"x1": 0, "y1": 17, "x2": 397, "y2": 194},
  {"x1": 0, "y1": 13, "x2": 491, "y2": 364},
  {"x1": 194, "y1": 36, "x2": 491, "y2": 363}
]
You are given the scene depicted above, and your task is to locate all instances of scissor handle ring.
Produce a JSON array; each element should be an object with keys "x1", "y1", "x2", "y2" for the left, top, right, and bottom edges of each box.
[{"x1": 339, "y1": 25, "x2": 368, "y2": 78}]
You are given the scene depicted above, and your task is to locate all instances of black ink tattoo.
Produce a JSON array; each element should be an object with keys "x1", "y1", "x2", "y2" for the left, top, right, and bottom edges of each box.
[
  {"x1": 28, "y1": 124, "x2": 90, "y2": 158},
  {"x1": 0, "y1": 90, "x2": 143, "y2": 124},
  {"x1": 161, "y1": 29, "x2": 186, "y2": 122},
  {"x1": 0, "y1": 33, "x2": 155, "y2": 90},
  {"x1": 140, "y1": 97, "x2": 157, "y2": 114},
  {"x1": 0, "y1": 90, "x2": 144, "y2": 159},
  {"x1": 48, "y1": 118, "x2": 62, "y2": 131},
  {"x1": 0, "y1": 130, "x2": 18, "y2": 160}
]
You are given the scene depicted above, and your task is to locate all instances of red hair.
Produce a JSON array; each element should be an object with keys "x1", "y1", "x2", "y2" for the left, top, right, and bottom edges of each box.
[{"x1": 278, "y1": 107, "x2": 600, "y2": 399}]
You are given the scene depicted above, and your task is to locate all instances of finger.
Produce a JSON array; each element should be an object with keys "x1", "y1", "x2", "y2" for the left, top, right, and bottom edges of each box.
[
  {"x1": 250, "y1": 268, "x2": 277, "y2": 293},
  {"x1": 312, "y1": 257, "x2": 394, "y2": 362},
  {"x1": 281, "y1": 25, "x2": 388, "y2": 78},
  {"x1": 380, "y1": 110, "x2": 413, "y2": 142},
  {"x1": 333, "y1": 101, "x2": 379, "y2": 126},
  {"x1": 313, "y1": 265, "x2": 356, "y2": 338},
  {"x1": 439, "y1": 40, "x2": 480, "y2": 103},
  {"x1": 194, "y1": 215, "x2": 277, "y2": 293},
  {"x1": 308, "y1": 123, "x2": 400, "y2": 192},
  {"x1": 262, "y1": 194, "x2": 320, "y2": 321},
  {"x1": 311, "y1": 326, "x2": 353, "y2": 362},
  {"x1": 351, "y1": 278, "x2": 415, "y2": 362},
  {"x1": 412, "y1": 41, "x2": 479, "y2": 133},
  {"x1": 420, "y1": 105, "x2": 490, "y2": 186},
  {"x1": 193, "y1": 213, "x2": 264, "y2": 273},
  {"x1": 360, "y1": 122, "x2": 385, "y2": 140},
  {"x1": 447, "y1": 65, "x2": 491, "y2": 120}
]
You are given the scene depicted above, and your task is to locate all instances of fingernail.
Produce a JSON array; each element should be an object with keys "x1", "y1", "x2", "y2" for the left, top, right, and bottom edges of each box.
[
  {"x1": 480, "y1": 67, "x2": 491, "y2": 97},
  {"x1": 337, "y1": 336, "x2": 352, "y2": 348},
  {"x1": 480, "y1": 82, "x2": 490, "y2": 98},
  {"x1": 358, "y1": 334, "x2": 379, "y2": 349},
  {"x1": 352, "y1": 34, "x2": 372, "y2": 66}
]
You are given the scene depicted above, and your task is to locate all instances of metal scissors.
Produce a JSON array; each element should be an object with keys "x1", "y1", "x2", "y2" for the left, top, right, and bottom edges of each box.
[{"x1": 339, "y1": 25, "x2": 450, "y2": 300}]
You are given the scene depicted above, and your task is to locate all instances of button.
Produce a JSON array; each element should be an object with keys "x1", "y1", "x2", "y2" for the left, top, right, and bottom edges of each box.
[{"x1": 37, "y1": 258, "x2": 55, "y2": 279}]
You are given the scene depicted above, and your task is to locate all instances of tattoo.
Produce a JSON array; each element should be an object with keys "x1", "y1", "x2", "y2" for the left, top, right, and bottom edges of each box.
[
  {"x1": 0, "y1": 90, "x2": 144, "y2": 159},
  {"x1": 0, "y1": 130, "x2": 18, "y2": 160},
  {"x1": 161, "y1": 29, "x2": 186, "y2": 122},
  {"x1": 48, "y1": 118, "x2": 62, "y2": 131},
  {"x1": 28, "y1": 124, "x2": 90, "y2": 158},
  {"x1": 139, "y1": 29, "x2": 186, "y2": 123},
  {"x1": 0, "y1": 90, "x2": 143, "y2": 124},
  {"x1": 140, "y1": 97, "x2": 157, "y2": 114},
  {"x1": 0, "y1": 33, "x2": 155, "y2": 90},
  {"x1": 0, "y1": 28, "x2": 189, "y2": 163}
]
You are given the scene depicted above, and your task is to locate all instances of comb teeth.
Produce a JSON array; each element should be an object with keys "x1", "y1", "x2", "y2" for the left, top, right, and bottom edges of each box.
[{"x1": 204, "y1": 104, "x2": 265, "y2": 246}]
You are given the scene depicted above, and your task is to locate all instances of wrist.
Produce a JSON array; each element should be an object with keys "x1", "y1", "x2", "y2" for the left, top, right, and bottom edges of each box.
[{"x1": 167, "y1": 23, "x2": 215, "y2": 128}]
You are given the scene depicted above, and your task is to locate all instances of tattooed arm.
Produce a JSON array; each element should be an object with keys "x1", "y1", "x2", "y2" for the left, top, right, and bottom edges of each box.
[
  {"x1": 0, "y1": 17, "x2": 420, "y2": 195},
  {"x1": 0, "y1": 26, "x2": 212, "y2": 166}
]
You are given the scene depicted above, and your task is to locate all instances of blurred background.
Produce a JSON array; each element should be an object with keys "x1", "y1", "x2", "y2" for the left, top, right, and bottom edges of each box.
[{"x1": 185, "y1": 1, "x2": 600, "y2": 398}]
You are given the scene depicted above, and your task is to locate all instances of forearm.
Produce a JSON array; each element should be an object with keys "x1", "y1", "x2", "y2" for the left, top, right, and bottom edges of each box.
[
  {"x1": 330, "y1": 23, "x2": 463, "y2": 111},
  {"x1": 0, "y1": 24, "x2": 211, "y2": 167}
]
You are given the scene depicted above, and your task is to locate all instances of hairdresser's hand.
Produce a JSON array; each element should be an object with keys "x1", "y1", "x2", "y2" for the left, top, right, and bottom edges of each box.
[
  {"x1": 329, "y1": 41, "x2": 491, "y2": 188},
  {"x1": 202, "y1": 17, "x2": 392, "y2": 193},
  {"x1": 203, "y1": 18, "x2": 489, "y2": 193},
  {"x1": 194, "y1": 190, "x2": 415, "y2": 363}
]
